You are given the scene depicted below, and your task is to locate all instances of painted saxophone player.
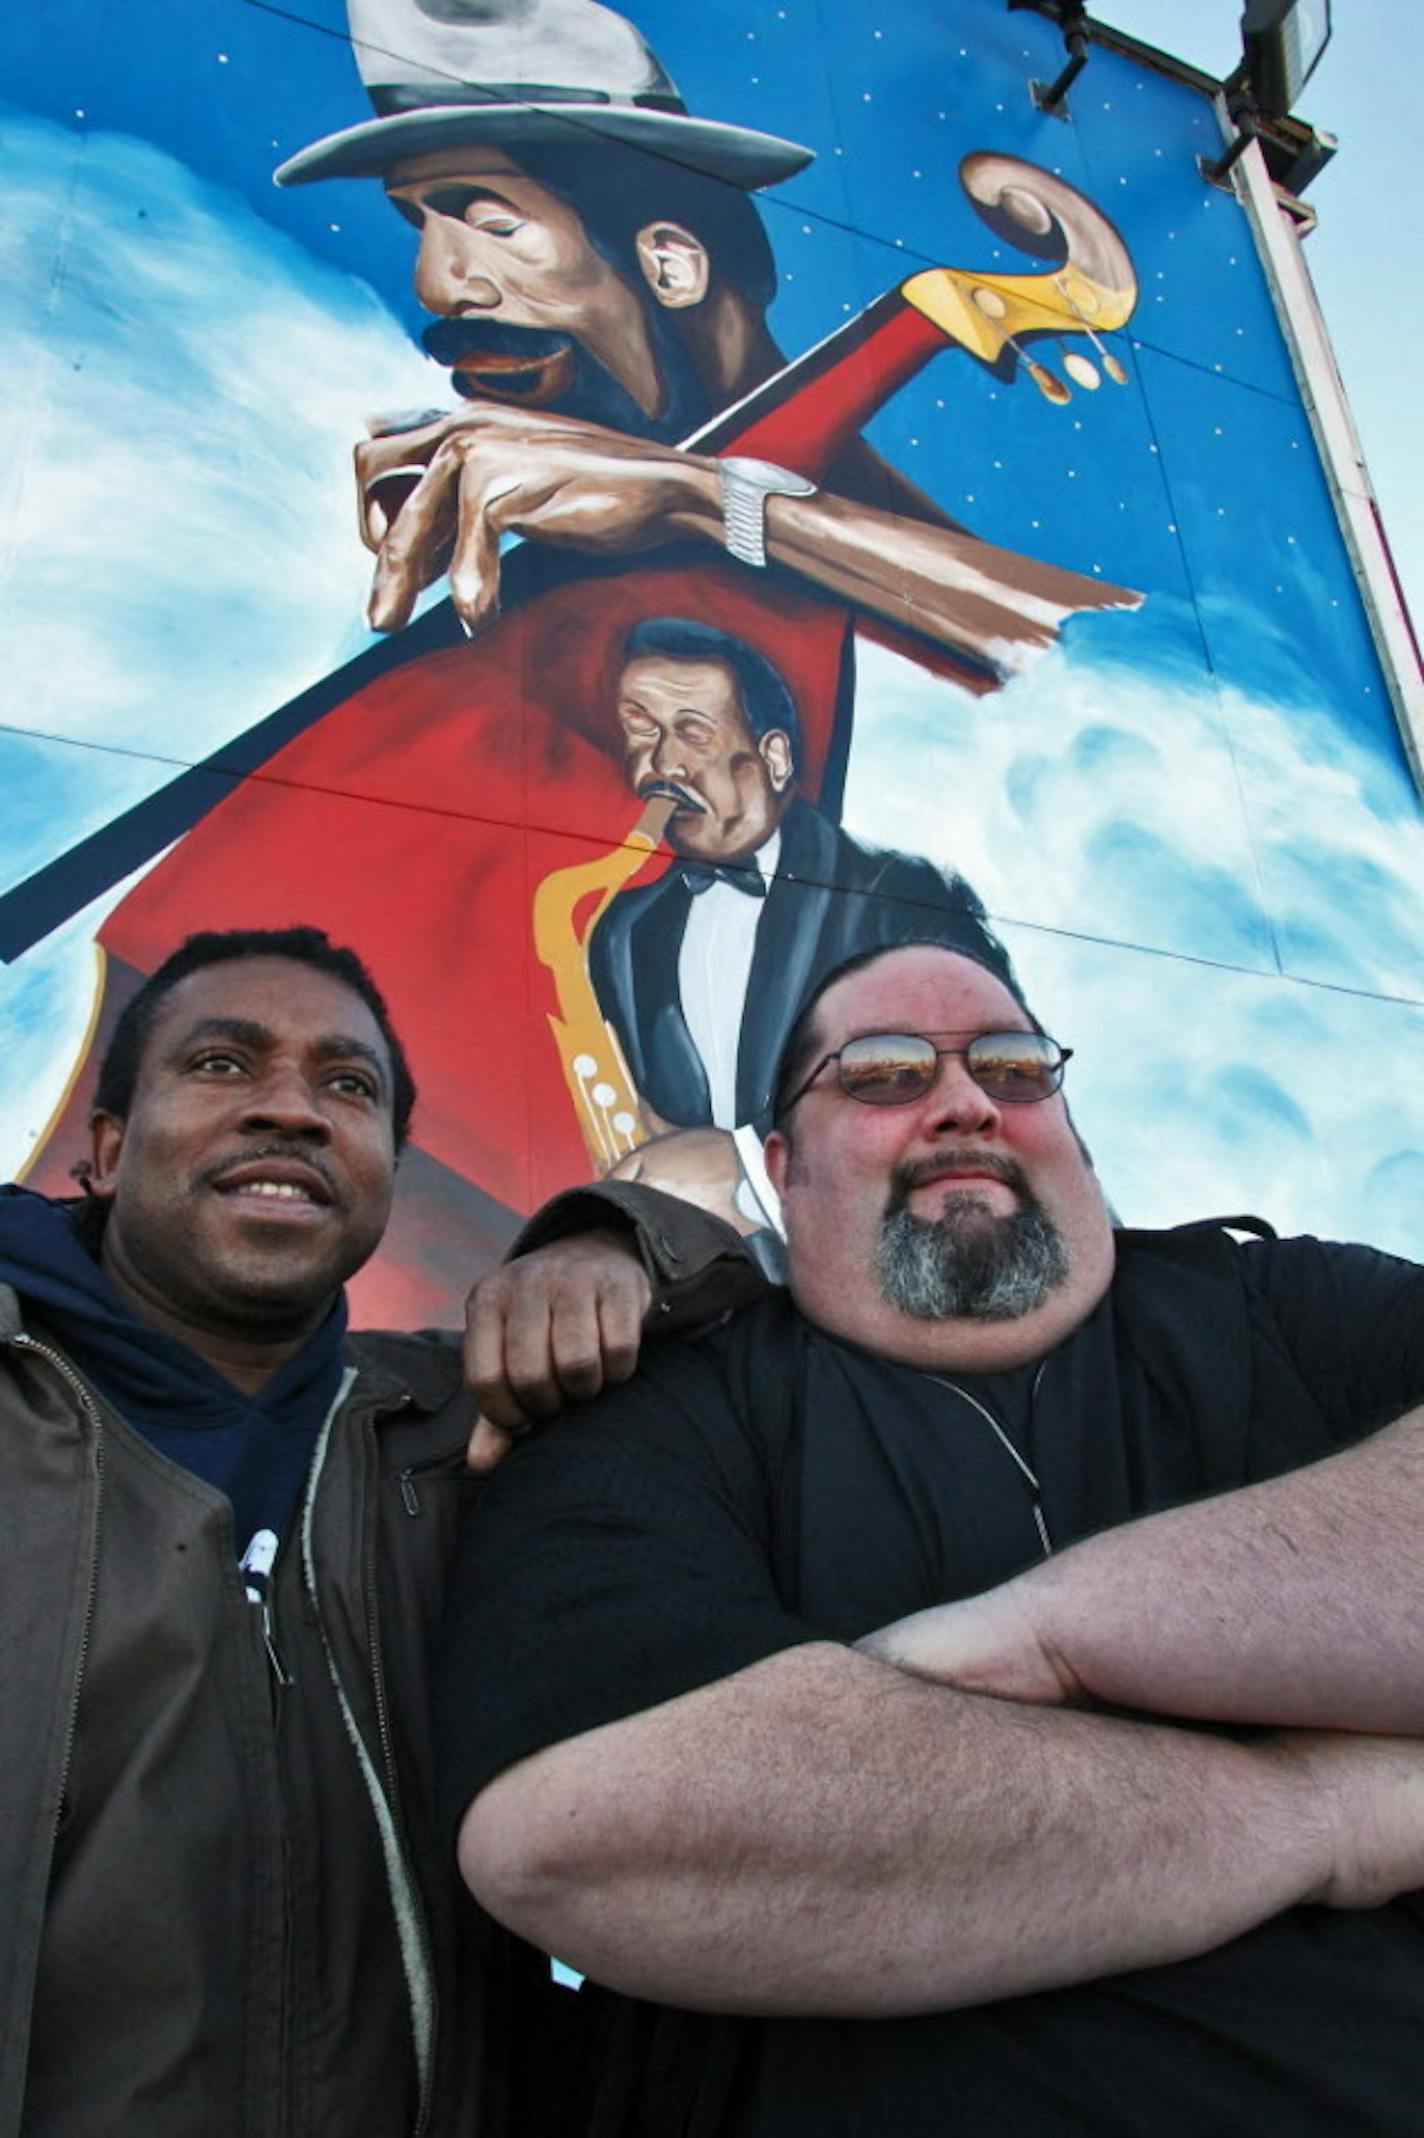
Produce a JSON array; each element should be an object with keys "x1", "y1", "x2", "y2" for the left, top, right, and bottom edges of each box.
[
  {"x1": 539, "y1": 618, "x2": 1020, "y2": 1245},
  {"x1": 11, "y1": 0, "x2": 1142, "y2": 1317}
]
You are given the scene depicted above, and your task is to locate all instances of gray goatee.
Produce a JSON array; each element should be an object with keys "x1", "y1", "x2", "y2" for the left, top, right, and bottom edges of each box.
[{"x1": 877, "y1": 1163, "x2": 1070, "y2": 1322}]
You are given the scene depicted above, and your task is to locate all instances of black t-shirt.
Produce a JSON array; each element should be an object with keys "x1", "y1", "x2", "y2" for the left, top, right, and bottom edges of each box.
[{"x1": 442, "y1": 1230, "x2": 1424, "y2": 2135}]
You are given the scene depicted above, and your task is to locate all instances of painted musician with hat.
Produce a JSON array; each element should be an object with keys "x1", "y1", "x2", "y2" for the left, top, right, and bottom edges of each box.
[
  {"x1": 10, "y1": 0, "x2": 1149, "y2": 1307},
  {"x1": 180, "y1": 0, "x2": 1143, "y2": 1275},
  {"x1": 279, "y1": 0, "x2": 1139, "y2": 672}
]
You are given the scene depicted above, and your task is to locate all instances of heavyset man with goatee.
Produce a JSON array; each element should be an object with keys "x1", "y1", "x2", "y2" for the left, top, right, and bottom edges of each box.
[{"x1": 446, "y1": 941, "x2": 1424, "y2": 2138}]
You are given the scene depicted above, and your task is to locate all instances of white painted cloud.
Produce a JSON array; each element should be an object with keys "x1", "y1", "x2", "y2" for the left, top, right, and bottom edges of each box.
[
  {"x1": 0, "y1": 108, "x2": 442, "y2": 855},
  {"x1": 0, "y1": 109, "x2": 441, "y2": 1178},
  {"x1": 844, "y1": 635, "x2": 1424, "y2": 1257},
  {"x1": 843, "y1": 629, "x2": 1424, "y2": 998},
  {"x1": 1007, "y1": 923, "x2": 1424, "y2": 1260}
]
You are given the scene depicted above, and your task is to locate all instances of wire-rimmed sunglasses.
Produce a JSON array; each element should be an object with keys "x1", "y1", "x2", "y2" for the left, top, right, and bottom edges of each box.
[{"x1": 780, "y1": 1029, "x2": 1072, "y2": 1115}]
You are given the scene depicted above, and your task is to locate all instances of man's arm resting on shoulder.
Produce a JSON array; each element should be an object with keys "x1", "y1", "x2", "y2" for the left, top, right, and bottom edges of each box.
[
  {"x1": 464, "y1": 1183, "x2": 764, "y2": 1466},
  {"x1": 858, "y1": 1402, "x2": 1424, "y2": 1733},
  {"x1": 457, "y1": 1641, "x2": 1424, "y2": 2017}
]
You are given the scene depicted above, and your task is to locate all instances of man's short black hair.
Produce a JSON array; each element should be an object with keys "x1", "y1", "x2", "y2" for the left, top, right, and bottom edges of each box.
[
  {"x1": 771, "y1": 938, "x2": 1037, "y2": 1128},
  {"x1": 93, "y1": 927, "x2": 417, "y2": 1148},
  {"x1": 515, "y1": 137, "x2": 778, "y2": 310},
  {"x1": 622, "y1": 617, "x2": 802, "y2": 765}
]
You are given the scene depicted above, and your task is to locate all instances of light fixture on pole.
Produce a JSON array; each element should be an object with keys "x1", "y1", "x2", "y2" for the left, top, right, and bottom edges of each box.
[
  {"x1": 1201, "y1": 0, "x2": 1333, "y2": 185},
  {"x1": 1007, "y1": 0, "x2": 1090, "y2": 120}
]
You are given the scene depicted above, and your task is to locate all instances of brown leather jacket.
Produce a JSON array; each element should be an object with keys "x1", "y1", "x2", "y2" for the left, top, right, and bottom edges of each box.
[
  {"x1": 0, "y1": 1186, "x2": 755, "y2": 2137},
  {"x1": 0, "y1": 1287, "x2": 492, "y2": 2138}
]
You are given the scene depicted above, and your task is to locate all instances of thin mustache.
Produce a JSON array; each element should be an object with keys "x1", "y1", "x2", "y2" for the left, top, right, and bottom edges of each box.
[
  {"x1": 637, "y1": 777, "x2": 704, "y2": 812},
  {"x1": 895, "y1": 1151, "x2": 1026, "y2": 1195},
  {"x1": 202, "y1": 1143, "x2": 340, "y2": 1201}
]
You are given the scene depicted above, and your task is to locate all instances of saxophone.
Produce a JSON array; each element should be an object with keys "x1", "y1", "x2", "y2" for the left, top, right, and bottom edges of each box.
[{"x1": 532, "y1": 794, "x2": 675, "y2": 1172}]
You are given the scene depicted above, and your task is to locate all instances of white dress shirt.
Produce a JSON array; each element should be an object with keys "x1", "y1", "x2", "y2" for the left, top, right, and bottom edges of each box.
[{"x1": 676, "y1": 829, "x2": 783, "y2": 1230}]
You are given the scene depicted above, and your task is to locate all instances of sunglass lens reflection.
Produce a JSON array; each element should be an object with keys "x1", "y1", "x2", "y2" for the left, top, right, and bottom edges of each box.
[
  {"x1": 836, "y1": 1034, "x2": 1062, "y2": 1105},
  {"x1": 838, "y1": 1036, "x2": 938, "y2": 1103},
  {"x1": 965, "y1": 1035, "x2": 1060, "y2": 1099}
]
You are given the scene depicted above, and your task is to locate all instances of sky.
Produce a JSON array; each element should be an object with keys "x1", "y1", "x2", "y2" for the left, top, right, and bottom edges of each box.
[
  {"x1": 1099, "y1": 0, "x2": 1423, "y2": 619},
  {"x1": 4, "y1": 85, "x2": 1421, "y2": 1254},
  {"x1": 1, "y1": 0, "x2": 1421, "y2": 1268}
]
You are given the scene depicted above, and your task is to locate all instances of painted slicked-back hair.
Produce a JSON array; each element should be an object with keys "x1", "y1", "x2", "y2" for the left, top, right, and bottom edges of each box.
[
  {"x1": 93, "y1": 926, "x2": 418, "y2": 1148},
  {"x1": 514, "y1": 137, "x2": 778, "y2": 310},
  {"x1": 622, "y1": 616, "x2": 802, "y2": 764},
  {"x1": 771, "y1": 938, "x2": 1039, "y2": 1127}
]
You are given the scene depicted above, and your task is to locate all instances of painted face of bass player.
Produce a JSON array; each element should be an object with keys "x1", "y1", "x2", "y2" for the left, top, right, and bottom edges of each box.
[
  {"x1": 88, "y1": 957, "x2": 398, "y2": 1357},
  {"x1": 766, "y1": 945, "x2": 1116, "y2": 1373},
  {"x1": 385, "y1": 146, "x2": 721, "y2": 435}
]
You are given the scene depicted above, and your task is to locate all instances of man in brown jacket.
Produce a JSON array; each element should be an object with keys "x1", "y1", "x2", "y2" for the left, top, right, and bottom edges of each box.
[{"x1": 0, "y1": 923, "x2": 730, "y2": 2138}]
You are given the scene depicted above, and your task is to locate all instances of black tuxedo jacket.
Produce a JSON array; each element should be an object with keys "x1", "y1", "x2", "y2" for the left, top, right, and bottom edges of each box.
[{"x1": 587, "y1": 800, "x2": 1011, "y2": 1137}]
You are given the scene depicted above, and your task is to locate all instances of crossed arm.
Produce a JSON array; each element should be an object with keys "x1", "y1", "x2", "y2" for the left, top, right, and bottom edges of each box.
[
  {"x1": 455, "y1": 1394, "x2": 1424, "y2": 2015},
  {"x1": 858, "y1": 1403, "x2": 1424, "y2": 1734}
]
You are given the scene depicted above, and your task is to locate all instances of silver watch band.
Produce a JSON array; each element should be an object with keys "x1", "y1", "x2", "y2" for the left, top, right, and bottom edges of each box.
[{"x1": 719, "y1": 457, "x2": 818, "y2": 569}]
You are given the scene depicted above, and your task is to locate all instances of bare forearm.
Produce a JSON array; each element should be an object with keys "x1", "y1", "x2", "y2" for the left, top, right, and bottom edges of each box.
[
  {"x1": 763, "y1": 490, "x2": 1132, "y2": 667},
  {"x1": 871, "y1": 1407, "x2": 1424, "y2": 1731},
  {"x1": 460, "y1": 1643, "x2": 1351, "y2": 2016},
  {"x1": 663, "y1": 464, "x2": 1130, "y2": 668}
]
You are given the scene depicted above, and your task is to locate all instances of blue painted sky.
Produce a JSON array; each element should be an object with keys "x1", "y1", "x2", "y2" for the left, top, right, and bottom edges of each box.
[
  {"x1": 1, "y1": 0, "x2": 1420, "y2": 1259},
  {"x1": 1105, "y1": 0, "x2": 1422, "y2": 618}
]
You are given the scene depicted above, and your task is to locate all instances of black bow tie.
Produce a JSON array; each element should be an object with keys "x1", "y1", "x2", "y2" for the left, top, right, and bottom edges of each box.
[{"x1": 680, "y1": 861, "x2": 768, "y2": 899}]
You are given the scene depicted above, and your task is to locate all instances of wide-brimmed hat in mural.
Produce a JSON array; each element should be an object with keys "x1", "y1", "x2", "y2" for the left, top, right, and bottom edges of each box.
[{"x1": 275, "y1": 0, "x2": 813, "y2": 189}]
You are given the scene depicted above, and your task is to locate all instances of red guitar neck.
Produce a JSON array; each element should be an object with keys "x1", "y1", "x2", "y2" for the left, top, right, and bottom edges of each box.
[{"x1": 685, "y1": 288, "x2": 952, "y2": 479}]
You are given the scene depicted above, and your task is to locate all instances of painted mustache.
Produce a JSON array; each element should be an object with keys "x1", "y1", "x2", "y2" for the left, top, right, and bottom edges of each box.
[
  {"x1": 420, "y1": 319, "x2": 576, "y2": 405},
  {"x1": 636, "y1": 777, "x2": 706, "y2": 814},
  {"x1": 422, "y1": 318, "x2": 571, "y2": 364}
]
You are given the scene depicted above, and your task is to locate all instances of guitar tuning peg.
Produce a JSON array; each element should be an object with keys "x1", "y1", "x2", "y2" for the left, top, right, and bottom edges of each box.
[
  {"x1": 1021, "y1": 354, "x2": 1071, "y2": 405},
  {"x1": 1062, "y1": 346, "x2": 1101, "y2": 390},
  {"x1": 1051, "y1": 275, "x2": 1132, "y2": 388},
  {"x1": 1002, "y1": 331, "x2": 1071, "y2": 405}
]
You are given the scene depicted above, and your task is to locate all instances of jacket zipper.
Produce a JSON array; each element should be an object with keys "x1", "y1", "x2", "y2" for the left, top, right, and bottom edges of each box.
[
  {"x1": 261, "y1": 1601, "x2": 292, "y2": 1688},
  {"x1": 302, "y1": 1377, "x2": 437, "y2": 2137},
  {"x1": 366, "y1": 1417, "x2": 442, "y2": 2138},
  {"x1": 8, "y1": 1332, "x2": 106, "y2": 1856},
  {"x1": 397, "y1": 1442, "x2": 468, "y2": 1517}
]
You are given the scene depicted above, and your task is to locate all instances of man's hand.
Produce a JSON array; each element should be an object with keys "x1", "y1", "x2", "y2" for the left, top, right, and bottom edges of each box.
[
  {"x1": 859, "y1": 1587, "x2": 1424, "y2": 1909},
  {"x1": 357, "y1": 398, "x2": 1129, "y2": 666},
  {"x1": 1273, "y1": 1729, "x2": 1424, "y2": 1912},
  {"x1": 357, "y1": 405, "x2": 721, "y2": 636},
  {"x1": 856, "y1": 1579, "x2": 1078, "y2": 1705},
  {"x1": 463, "y1": 1229, "x2": 652, "y2": 1472}
]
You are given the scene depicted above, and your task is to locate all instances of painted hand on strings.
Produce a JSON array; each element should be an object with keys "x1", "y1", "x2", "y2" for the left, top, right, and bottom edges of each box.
[{"x1": 357, "y1": 404, "x2": 721, "y2": 635}]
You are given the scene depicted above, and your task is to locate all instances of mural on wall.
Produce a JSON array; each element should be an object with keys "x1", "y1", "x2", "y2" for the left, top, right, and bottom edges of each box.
[{"x1": 3, "y1": 0, "x2": 1422, "y2": 1318}]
